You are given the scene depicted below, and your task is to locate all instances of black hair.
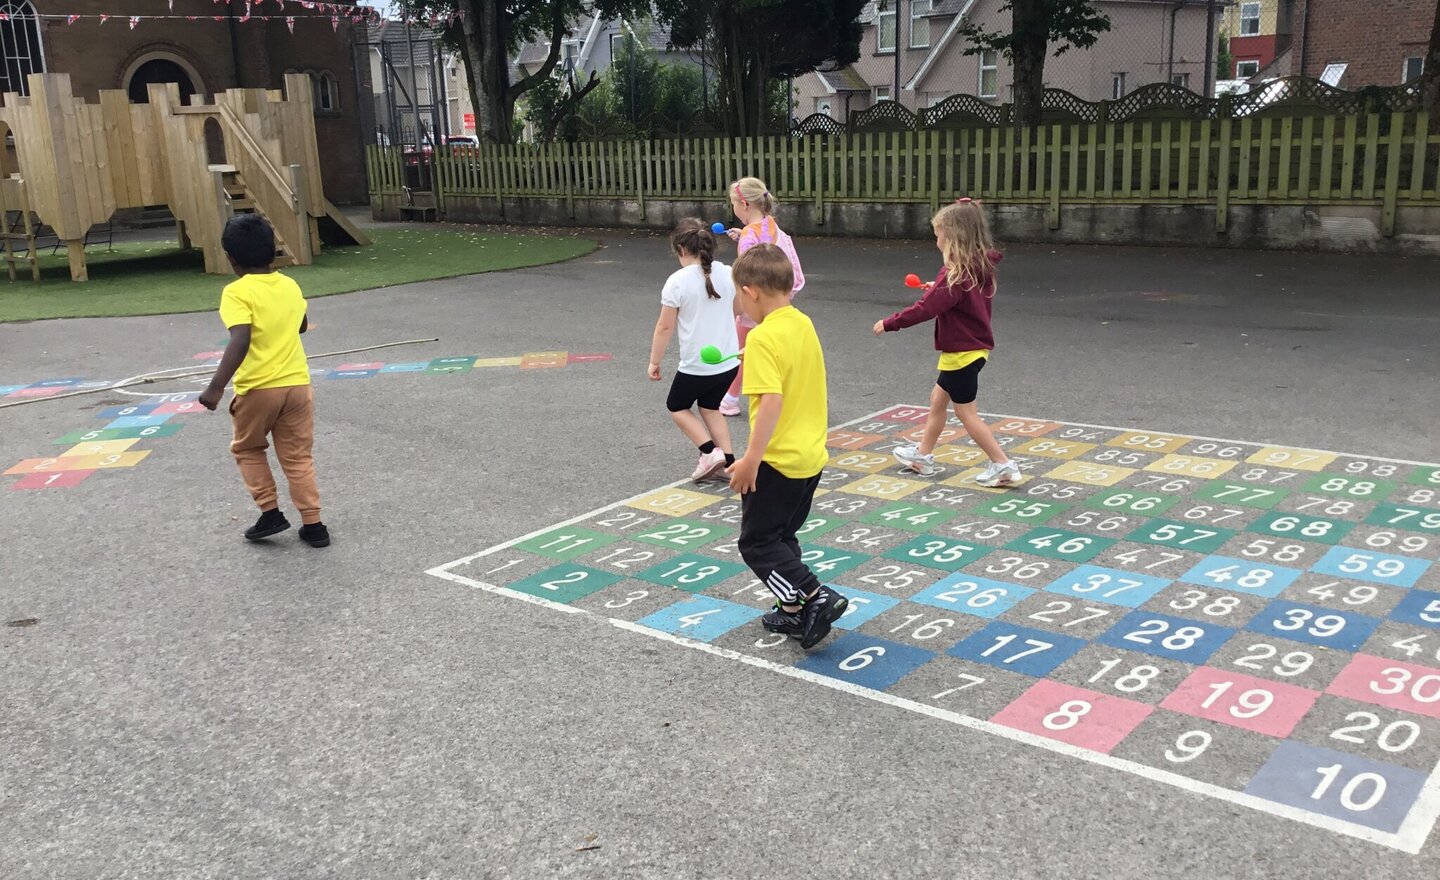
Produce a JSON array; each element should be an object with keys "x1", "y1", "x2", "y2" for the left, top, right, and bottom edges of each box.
[
  {"x1": 222, "y1": 213, "x2": 276, "y2": 270},
  {"x1": 670, "y1": 218, "x2": 719, "y2": 299}
]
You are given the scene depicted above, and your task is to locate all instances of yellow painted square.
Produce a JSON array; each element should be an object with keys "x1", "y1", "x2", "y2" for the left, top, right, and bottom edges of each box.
[
  {"x1": 1105, "y1": 431, "x2": 1190, "y2": 454},
  {"x1": 625, "y1": 488, "x2": 721, "y2": 516},
  {"x1": 828, "y1": 451, "x2": 895, "y2": 474},
  {"x1": 837, "y1": 475, "x2": 929, "y2": 500},
  {"x1": 827, "y1": 430, "x2": 884, "y2": 450},
  {"x1": 932, "y1": 445, "x2": 988, "y2": 467},
  {"x1": 520, "y1": 351, "x2": 568, "y2": 369},
  {"x1": 1245, "y1": 446, "x2": 1337, "y2": 472},
  {"x1": 473, "y1": 357, "x2": 523, "y2": 367},
  {"x1": 1046, "y1": 460, "x2": 1136, "y2": 487},
  {"x1": 4, "y1": 456, "x2": 89, "y2": 475},
  {"x1": 940, "y1": 468, "x2": 1014, "y2": 493},
  {"x1": 60, "y1": 439, "x2": 139, "y2": 458},
  {"x1": 1143, "y1": 454, "x2": 1236, "y2": 479},
  {"x1": 1012, "y1": 437, "x2": 1096, "y2": 460},
  {"x1": 71, "y1": 451, "x2": 151, "y2": 470}
]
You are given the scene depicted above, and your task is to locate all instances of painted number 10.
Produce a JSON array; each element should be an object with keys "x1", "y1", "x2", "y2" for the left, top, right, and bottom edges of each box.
[{"x1": 1312, "y1": 764, "x2": 1387, "y2": 812}]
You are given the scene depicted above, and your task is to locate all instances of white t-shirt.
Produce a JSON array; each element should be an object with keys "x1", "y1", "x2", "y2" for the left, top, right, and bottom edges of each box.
[{"x1": 661, "y1": 262, "x2": 739, "y2": 376}]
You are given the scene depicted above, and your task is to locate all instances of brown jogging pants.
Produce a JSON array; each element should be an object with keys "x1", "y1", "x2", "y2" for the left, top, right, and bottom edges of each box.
[{"x1": 229, "y1": 384, "x2": 322, "y2": 524}]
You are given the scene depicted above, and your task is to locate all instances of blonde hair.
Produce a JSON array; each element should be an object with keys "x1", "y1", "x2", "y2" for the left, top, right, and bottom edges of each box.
[
  {"x1": 932, "y1": 200, "x2": 996, "y2": 292},
  {"x1": 733, "y1": 243, "x2": 793, "y2": 295},
  {"x1": 730, "y1": 177, "x2": 775, "y2": 215}
]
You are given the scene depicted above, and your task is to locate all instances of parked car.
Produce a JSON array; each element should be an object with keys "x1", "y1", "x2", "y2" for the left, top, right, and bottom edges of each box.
[{"x1": 444, "y1": 135, "x2": 480, "y2": 150}]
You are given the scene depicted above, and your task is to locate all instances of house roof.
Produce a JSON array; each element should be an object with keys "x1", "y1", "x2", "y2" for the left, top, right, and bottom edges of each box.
[
  {"x1": 817, "y1": 65, "x2": 871, "y2": 93},
  {"x1": 904, "y1": 0, "x2": 980, "y2": 90}
]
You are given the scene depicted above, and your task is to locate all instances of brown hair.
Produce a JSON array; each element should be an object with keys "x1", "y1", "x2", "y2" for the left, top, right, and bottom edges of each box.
[
  {"x1": 932, "y1": 200, "x2": 997, "y2": 292},
  {"x1": 730, "y1": 177, "x2": 775, "y2": 215},
  {"x1": 732, "y1": 243, "x2": 793, "y2": 296},
  {"x1": 670, "y1": 218, "x2": 719, "y2": 299}
]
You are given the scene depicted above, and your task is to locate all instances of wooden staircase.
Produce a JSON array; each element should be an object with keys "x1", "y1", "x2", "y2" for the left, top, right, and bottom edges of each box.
[{"x1": 216, "y1": 165, "x2": 296, "y2": 267}]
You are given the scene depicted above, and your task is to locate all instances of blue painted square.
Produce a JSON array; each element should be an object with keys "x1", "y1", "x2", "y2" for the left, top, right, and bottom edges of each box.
[
  {"x1": 105, "y1": 415, "x2": 173, "y2": 429},
  {"x1": 948, "y1": 622, "x2": 1087, "y2": 676},
  {"x1": 912, "y1": 573, "x2": 1033, "y2": 619},
  {"x1": 98, "y1": 403, "x2": 159, "y2": 419},
  {"x1": 795, "y1": 632, "x2": 935, "y2": 691},
  {"x1": 1044, "y1": 564, "x2": 1170, "y2": 608},
  {"x1": 327, "y1": 369, "x2": 380, "y2": 380},
  {"x1": 1245, "y1": 741, "x2": 1427, "y2": 833},
  {"x1": 0, "y1": 385, "x2": 23, "y2": 395},
  {"x1": 1098, "y1": 610, "x2": 1235, "y2": 664},
  {"x1": 380, "y1": 362, "x2": 429, "y2": 373},
  {"x1": 635, "y1": 597, "x2": 760, "y2": 643},
  {"x1": 1390, "y1": 590, "x2": 1440, "y2": 630},
  {"x1": 1311, "y1": 546, "x2": 1431, "y2": 589},
  {"x1": 1178, "y1": 555, "x2": 1301, "y2": 598},
  {"x1": 834, "y1": 588, "x2": 902, "y2": 630},
  {"x1": 1244, "y1": 600, "x2": 1380, "y2": 651},
  {"x1": 29, "y1": 377, "x2": 84, "y2": 388}
]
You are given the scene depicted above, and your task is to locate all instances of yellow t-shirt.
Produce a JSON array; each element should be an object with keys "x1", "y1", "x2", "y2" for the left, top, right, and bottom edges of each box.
[
  {"x1": 218, "y1": 272, "x2": 310, "y2": 395},
  {"x1": 742, "y1": 305, "x2": 829, "y2": 479},
  {"x1": 938, "y1": 350, "x2": 990, "y2": 371}
]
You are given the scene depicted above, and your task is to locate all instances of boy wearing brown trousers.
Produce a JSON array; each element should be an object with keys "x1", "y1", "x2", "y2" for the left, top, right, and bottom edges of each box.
[{"x1": 199, "y1": 214, "x2": 329, "y2": 548}]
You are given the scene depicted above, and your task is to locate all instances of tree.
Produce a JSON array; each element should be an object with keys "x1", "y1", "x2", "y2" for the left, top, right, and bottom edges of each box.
[
  {"x1": 958, "y1": 0, "x2": 1111, "y2": 126},
  {"x1": 1216, "y1": 31, "x2": 1232, "y2": 82},
  {"x1": 653, "y1": 0, "x2": 864, "y2": 136},
  {"x1": 398, "y1": 0, "x2": 649, "y2": 143},
  {"x1": 1426, "y1": 0, "x2": 1439, "y2": 120}
]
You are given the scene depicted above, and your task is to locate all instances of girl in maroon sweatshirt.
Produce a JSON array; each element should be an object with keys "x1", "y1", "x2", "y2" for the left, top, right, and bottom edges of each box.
[{"x1": 872, "y1": 199, "x2": 1021, "y2": 487}]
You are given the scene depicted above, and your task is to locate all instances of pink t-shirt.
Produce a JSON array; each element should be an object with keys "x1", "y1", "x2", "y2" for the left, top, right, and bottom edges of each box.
[{"x1": 737, "y1": 216, "x2": 804, "y2": 328}]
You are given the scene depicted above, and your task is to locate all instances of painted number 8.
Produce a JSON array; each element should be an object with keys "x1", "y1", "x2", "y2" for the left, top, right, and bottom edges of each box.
[
  {"x1": 1164, "y1": 626, "x2": 1205, "y2": 650},
  {"x1": 1043, "y1": 700, "x2": 1093, "y2": 731}
]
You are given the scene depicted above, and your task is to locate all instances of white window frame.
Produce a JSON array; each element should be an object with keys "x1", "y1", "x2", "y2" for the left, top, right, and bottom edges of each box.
[
  {"x1": 1111, "y1": 72, "x2": 1126, "y2": 99},
  {"x1": 877, "y1": 7, "x2": 896, "y2": 54},
  {"x1": 1235, "y1": 60, "x2": 1260, "y2": 78},
  {"x1": 1170, "y1": 73, "x2": 1190, "y2": 89},
  {"x1": 610, "y1": 32, "x2": 626, "y2": 60},
  {"x1": 0, "y1": 1, "x2": 46, "y2": 96},
  {"x1": 978, "y1": 50, "x2": 998, "y2": 99},
  {"x1": 1403, "y1": 56, "x2": 1425, "y2": 83},
  {"x1": 874, "y1": 85, "x2": 892, "y2": 102},
  {"x1": 1239, "y1": 2, "x2": 1261, "y2": 36},
  {"x1": 909, "y1": 0, "x2": 932, "y2": 49}
]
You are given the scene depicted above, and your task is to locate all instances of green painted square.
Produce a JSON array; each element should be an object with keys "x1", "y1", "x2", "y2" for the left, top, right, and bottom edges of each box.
[
  {"x1": 974, "y1": 497, "x2": 1069, "y2": 524},
  {"x1": 1407, "y1": 466, "x2": 1440, "y2": 488},
  {"x1": 796, "y1": 515, "x2": 846, "y2": 539},
  {"x1": 1301, "y1": 473, "x2": 1397, "y2": 499},
  {"x1": 1247, "y1": 511, "x2": 1354, "y2": 545},
  {"x1": 510, "y1": 564, "x2": 620, "y2": 603},
  {"x1": 633, "y1": 520, "x2": 735, "y2": 550},
  {"x1": 799, "y1": 547, "x2": 871, "y2": 578},
  {"x1": 861, "y1": 503, "x2": 957, "y2": 532},
  {"x1": 1083, "y1": 488, "x2": 1180, "y2": 516},
  {"x1": 515, "y1": 527, "x2": 618, "y2": 561},
  {"x1": 1005, "y1": 527, "x2": 1114, "y2": 562},
  {"x1": 885, "y1": 536, "x2": 989, "y2": 571},
  {"x1": 1365, "y1": 503, "x2": 1440, "y2": 534},
  {"x1": 1192, "y1": 481, "x2": 1287, "y2": 509},
  {"x1": 1128, "y1": 519, "x2": 1236, "y2": 554},
  {"x1": 636, "y1": 554, "x2": 748, "y2": 593},
  {"x1": 426, "y1": 356, "x2": 477, "y2": 373},
  {"x1": 54, "y1": 424, "x2": 184, "y2": 444}
]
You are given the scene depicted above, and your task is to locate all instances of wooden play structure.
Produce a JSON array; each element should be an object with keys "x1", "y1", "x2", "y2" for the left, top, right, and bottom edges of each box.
[{"x1": 0, "y1": 72, "x2": 368, "y2": 282}]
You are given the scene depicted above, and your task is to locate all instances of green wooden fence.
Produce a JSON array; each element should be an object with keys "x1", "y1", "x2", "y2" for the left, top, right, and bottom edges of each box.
[{"x1": 369, "y1": 111, "x2": 1440, "y2": 235}]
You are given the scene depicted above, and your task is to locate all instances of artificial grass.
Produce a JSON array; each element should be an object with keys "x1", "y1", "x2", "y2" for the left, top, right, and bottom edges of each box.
[{"x1": 0, "y1": 227, "x2": 597, "y2": 322}]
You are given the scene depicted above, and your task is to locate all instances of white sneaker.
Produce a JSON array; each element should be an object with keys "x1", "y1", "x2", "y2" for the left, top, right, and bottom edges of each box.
[
  {"x1": 718, "y1": 396, "x2": 742, "y2": 417},
  {"x1": 976, "y1": 460, "x2": 1023, "y2": 487},
  {"x1": 892, "y1": 444, "x2": 940, "y2": 477},
  {"x1": 692, "y1": 449, "x2": 728, "y2": 482}
]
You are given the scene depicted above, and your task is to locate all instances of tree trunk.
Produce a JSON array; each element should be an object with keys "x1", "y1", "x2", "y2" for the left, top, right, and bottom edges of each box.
[
  {"x1": 1010, "y1": 0, "x2": 1048, "y2": 127},
  {"x1": 457, "y1": 0, "x2": 512, "y2": 143}
]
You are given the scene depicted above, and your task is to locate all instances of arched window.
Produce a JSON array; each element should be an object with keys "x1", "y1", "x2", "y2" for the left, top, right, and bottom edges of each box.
[
  {"x1": 0, "y1": 1, "x2": 45, "y2": 96},
  {"x1": 314, "y1": 72, "x2": 339, "y2": 112}
]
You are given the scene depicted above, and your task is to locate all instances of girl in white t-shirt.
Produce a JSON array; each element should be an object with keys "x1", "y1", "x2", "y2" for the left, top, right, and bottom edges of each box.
[{"x1": 648, "y1": 219, "x2": 742, "y2": 482}]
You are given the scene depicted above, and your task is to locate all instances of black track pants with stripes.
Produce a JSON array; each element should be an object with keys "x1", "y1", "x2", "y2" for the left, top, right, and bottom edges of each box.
[{"x1": 738, "y1": 462, "x2": 824, "y2": 606}]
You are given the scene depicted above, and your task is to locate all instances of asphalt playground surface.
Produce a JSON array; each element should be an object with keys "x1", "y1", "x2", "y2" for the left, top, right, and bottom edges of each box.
[{"x1": 2, "y1": 227, "x2": 1439, "y2": 879}]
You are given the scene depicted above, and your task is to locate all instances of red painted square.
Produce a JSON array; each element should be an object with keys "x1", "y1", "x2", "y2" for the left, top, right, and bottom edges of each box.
[
  {"x1": 9, "y1": 469, "x2": 97, "y2": 490},
  {"x1": 989, "y1": 417, "x2": 1063, "y2": 436},
  {"x1": 335, "y1": 362, "x2": 384, "y2": 371},
  {"x1": 991, "y1": 680, "x2": 1153, "y2": 753},
  {"x1": 7, "y1": 387, "x2": 64, "y2": 399},
  {"x1": 827, "y1": 430, "x2": 884, "y2": 450},
  {"x1": 152, "y1": 401, "x2": 205, "y2": 415},
  {"x1": 567, "y1": 353, "x2": 613, "y2": 364},
  {"x1": 1160, "y1": 667, "x2": 1319, "y2": 737},
  {"x1": 873, "y1": 405, "x2": 929, "y2": 423},
  {"x1": 193, "y1": 350, "x2": 226, "y2": 361},
  {"x1": 899, "y1": 424, "x2": 968, "y2": 444},
  {"x1": 1326, "y1": 654, "x2": 1440, "y2": 720}
]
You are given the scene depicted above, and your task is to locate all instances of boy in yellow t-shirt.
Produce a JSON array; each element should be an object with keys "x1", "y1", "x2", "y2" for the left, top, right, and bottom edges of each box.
[
  {"x1": 198, "y1": 214, "x2": 329, "y2": 548},
  {"x1": 727, "y1": 244, "x2": 846, "y2": 649}
]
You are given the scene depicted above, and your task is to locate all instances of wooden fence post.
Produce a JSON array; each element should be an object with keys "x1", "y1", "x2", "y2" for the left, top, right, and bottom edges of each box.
[
  {"x1": 1380, "y1": 111, "x2": 1404, "y2": 236},
  {"x1": 635, "y1": 140, "x2": 646, "y2": 220},
  {"x1": 1216, "y1": 116, "x2": 1232, "y2": 233}
]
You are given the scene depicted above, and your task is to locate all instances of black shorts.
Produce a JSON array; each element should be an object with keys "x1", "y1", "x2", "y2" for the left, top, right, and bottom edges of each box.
[
  {"x1": 667, "y1": 367, "x2": 739, "y2": 412},
  {"x1": 936, "y1": 358, "x2": 986, "y2": 404}
]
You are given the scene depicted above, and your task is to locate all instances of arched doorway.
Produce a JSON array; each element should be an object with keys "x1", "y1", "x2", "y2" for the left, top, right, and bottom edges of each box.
[
  {"x1": 127, "y1": 58, "x2": 196, "y2": 104},
  {"x1": 203, "y1": 118, "x2": 227, "y2": 166}
]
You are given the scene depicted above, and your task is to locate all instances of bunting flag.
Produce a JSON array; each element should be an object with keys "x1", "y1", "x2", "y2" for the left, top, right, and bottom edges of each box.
[
  {"x1": 331, "y1": 15, "x2": 339, "y2": 32},
  {"x1": 286, "y1": 16, "x2": 296, "y2": 32},
  {"x1": 129, "y1": 16, "x2": 140, "y2": 29},
  {"x1": 2, "y1": 4, "x2": 407, "y2": 28},
  {"x1": 66, "y1": 14, "x2": 78, "y2": 25},
  {"x1": 99, "y1": 14, "x2": 109, "y2": 24}
]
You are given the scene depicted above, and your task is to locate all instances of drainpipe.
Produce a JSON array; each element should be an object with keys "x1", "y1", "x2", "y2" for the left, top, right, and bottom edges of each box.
[
  {"x1": 1203, "y1": 0, "x2": 1217, "y2": 96},
  {"x1": 227, "y1": 1, "x2": 243, "y2": 87},
  {"x1": 1168, "y1": 2, "x2": 1181, "y2": 84}
]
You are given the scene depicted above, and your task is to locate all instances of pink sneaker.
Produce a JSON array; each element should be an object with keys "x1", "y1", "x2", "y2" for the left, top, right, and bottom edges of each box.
[
  {"x1": 719, "y1": 397, "x2": 742, "y2": 417},
  {"x1": 692, "y1": 449, "x2": 728, "y2": 482}
]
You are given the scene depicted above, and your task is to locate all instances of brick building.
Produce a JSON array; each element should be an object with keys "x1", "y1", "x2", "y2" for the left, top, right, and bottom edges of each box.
[
  {"x1": 1264, "y1": 0, "x2": 1430, "y2": 87},
  {"x1": 0, "y1": 0, "x2": 373, "y2": 204}
]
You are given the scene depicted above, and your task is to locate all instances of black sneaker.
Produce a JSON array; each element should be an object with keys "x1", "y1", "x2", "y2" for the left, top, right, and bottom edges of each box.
[
  {"x1": 298, "y1": 523, "x2": 331, "y2": 548},
  {"x1": 244, "y1": 509, "x2": 291, "y2": 541},
  {"x1": 761, "y1": 606, "x2": 804, "y2": 638},
  {"x1": 799, "y1": 586, "x2": 849, "y2": 649}
]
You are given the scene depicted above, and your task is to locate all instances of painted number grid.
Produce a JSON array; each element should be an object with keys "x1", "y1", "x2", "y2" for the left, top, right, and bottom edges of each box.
[{"x1": 428, "y1": 407, "x2": 1440, "y2": 853}]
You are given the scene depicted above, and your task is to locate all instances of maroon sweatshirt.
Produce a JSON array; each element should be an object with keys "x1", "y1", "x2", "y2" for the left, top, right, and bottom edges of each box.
[{"x1": 882, "y1": 251, "x2": 1003, "y2": 352}]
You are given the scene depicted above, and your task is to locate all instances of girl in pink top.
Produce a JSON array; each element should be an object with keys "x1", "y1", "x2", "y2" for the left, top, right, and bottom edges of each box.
[
  {"x1": 873, "y1": 199, "x2": 1020, "y2": 487},
  {"x1": 718, "y1": 176, "x2": 804, "y2": 416}
]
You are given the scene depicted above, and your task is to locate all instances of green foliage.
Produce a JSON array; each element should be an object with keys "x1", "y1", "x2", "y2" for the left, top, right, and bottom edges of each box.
[
  {"x1": 958, "y1": 0, "x2": 1111, "y2": 59},
  {"x1": 1217, "y1": 31, "x2": 1233, "y2": 80}
]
